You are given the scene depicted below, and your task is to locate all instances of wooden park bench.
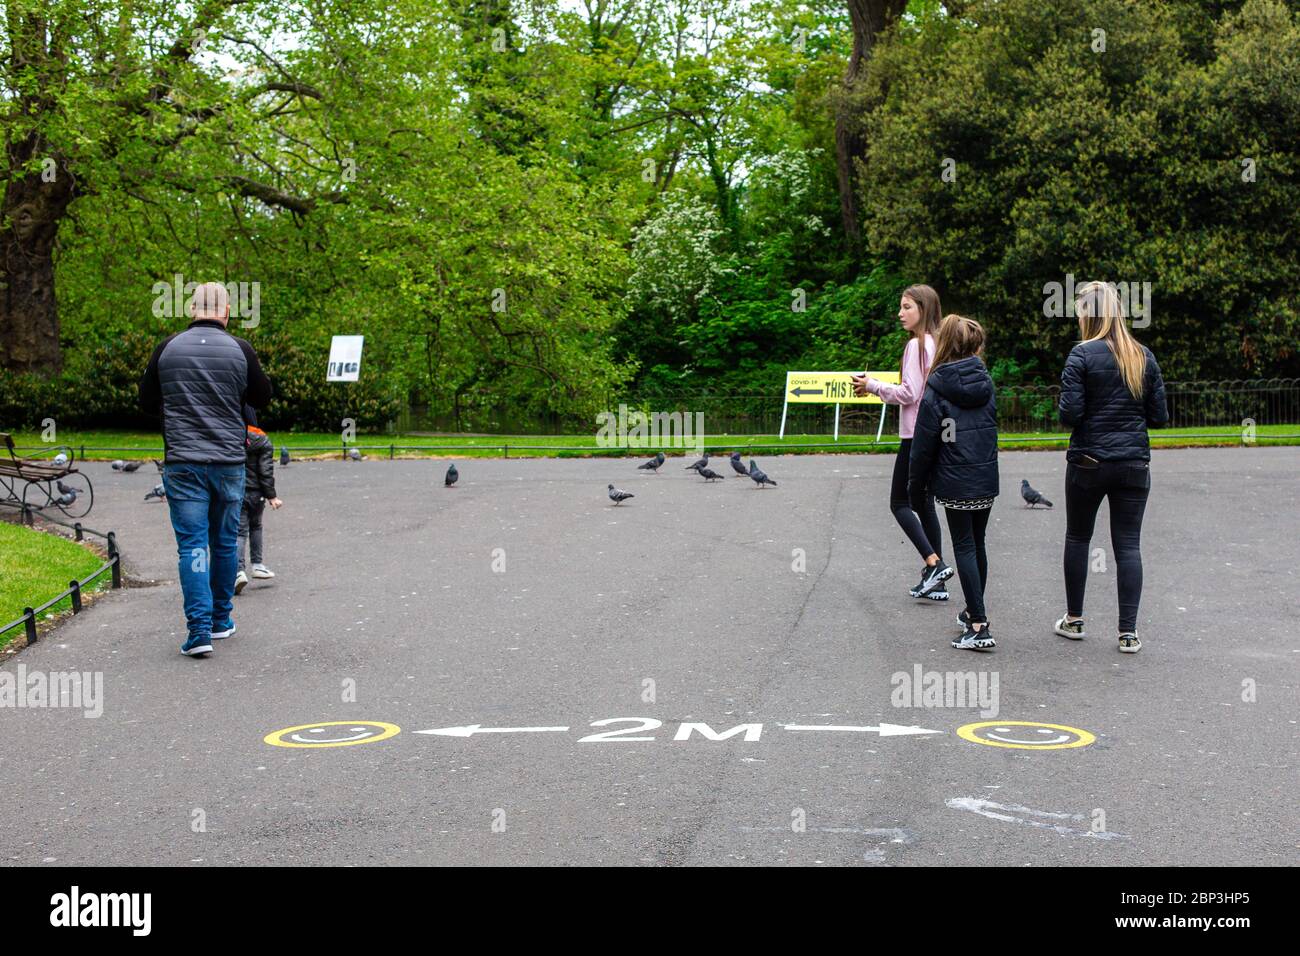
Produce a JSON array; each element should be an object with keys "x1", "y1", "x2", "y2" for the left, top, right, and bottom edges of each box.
[{"x1": 0, "y1": 433, "x2": 94, "y2": 519}]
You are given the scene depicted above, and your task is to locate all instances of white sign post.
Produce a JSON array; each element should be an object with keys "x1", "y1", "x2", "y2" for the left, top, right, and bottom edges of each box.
[
  {"x1": 327, "y1": 335, "x2": 364, "y2": 382},
  {"x1": 779, "y1": 370, "x2": 899, "y2": 440}
]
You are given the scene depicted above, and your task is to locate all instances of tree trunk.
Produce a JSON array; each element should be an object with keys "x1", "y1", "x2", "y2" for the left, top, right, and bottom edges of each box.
[
  {"x1": 0, "y1": 136, "x2": 75, "y2": 374},
  {"x1": 0, "y1": 0, "x2": 328, "y2": 374},
  {"x1": 834, "y1": 0, "x2": 907, "y2": 244}
]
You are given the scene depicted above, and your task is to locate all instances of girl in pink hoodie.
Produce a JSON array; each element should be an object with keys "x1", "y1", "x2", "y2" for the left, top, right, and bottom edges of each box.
[{"x1": 852, "y1": 284, "x2": 953, "y2": 601}]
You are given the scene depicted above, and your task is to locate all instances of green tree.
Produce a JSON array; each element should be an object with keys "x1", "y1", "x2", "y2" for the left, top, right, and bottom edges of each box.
[{"x1": 857, "y1": 0, "x2": 1300, "y2": 381}]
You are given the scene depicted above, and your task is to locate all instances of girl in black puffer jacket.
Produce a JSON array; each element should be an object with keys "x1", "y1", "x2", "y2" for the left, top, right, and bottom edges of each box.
[
  {"x1": 909, "y1": 315, "x2": 999, "y2": 651},
  {"x1": 1055, "y1": 281, "x2": 1168, "y2": 654}
]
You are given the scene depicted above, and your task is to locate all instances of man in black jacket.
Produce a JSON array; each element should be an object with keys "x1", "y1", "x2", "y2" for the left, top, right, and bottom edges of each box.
[{"x1": 139, "y1": 282, "x2": 272, "y2": 657}]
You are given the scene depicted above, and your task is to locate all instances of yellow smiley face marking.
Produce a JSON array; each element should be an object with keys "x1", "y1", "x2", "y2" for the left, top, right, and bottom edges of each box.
[
  {"x1": 263, "y1": 721, "x2": 400, "y2": 749},
  {"x1": 956, "y1": 720, "x2": 1095, "y2": 750}
]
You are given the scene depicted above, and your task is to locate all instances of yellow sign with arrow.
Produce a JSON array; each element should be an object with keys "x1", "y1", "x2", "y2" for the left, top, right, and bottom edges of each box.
[
  {"x1": 779, "y1": 370, "x2": 903, "y2": 441},
  {"x1": 784, "y1": 370, "x2": 900, "y2": 405}
]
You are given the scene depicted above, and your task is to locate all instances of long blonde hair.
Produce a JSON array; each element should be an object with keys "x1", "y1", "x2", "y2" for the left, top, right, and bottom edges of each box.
[
  {"x1": 931, "y1": 314, "x2": 985, "y2": 374},
  {"x1": 1076, "y1": 281, "x2": 1146, "y2": 399}
]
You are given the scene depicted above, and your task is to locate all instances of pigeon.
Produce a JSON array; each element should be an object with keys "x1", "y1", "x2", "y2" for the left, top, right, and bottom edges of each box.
[
  {"x1": 280, "y1": 446, "x2": 290, "y2": 466},
  {"x1": 748, "y1": 459, "x2": 777, "y2": 488},
  {"x1": 608, "y1": 484, "x2": 634, "y2": 505},
  {"x1": 1020, "y1": 479, "x2": 1052, "y2": 509},
  {"x1": 53, "y1": 452, "x2": 68, "y2": 466},
  {"x1": 347, "y1": 447, "x2": 362, "y2": 461},
  {"x1": 685, "y1": 453, "x2": 709, "y2": 471},
  {"x1": 56, "y1": 479, "x2": 82, "y2": 497},
  {"x1": 121, "y1": 460, "x2": 142, "y2": 473},
  {"x1": 111, "y1": 460, "x2": 125, "y2": 471},
  {"x1": 144, "y1": 484, "x2": 166, "y2": 501},
  {"x1": 698, "y1": 467, "x2": 724, "y2": 482},
  {"x1": 637, "y1": 452, "x2": 665, "y2": 473},
  {"x1": 729, "y1": 451, "x2": 748, "y2": 476},
  {"x1": 152, "y1": 458, "x2": 164, "y2": 473},
  {"x1": 445, "y1": 463, "x2": 458, "y2": 487},
  {"x1": 54, "y1": 490, "x2": 79, "y2": 507}
]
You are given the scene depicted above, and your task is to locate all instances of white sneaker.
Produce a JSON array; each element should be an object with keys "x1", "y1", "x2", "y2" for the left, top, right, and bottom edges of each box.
[
  {"x1": 251, "y1": 564, "x2": 275, "y2": 579},
  {"x1": 1054, "y1": 615, "x2": 1085, "y2": 640},
  {"x1": 1118, "y1": 632, "x2": 1142, "y2": 654},
  {"x1": 234, "y1": 570, "x2": 248, "y2": 594}
]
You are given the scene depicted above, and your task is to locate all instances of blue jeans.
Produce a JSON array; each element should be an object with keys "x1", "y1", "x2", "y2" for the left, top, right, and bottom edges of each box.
[{"x1": 163, "y1": 463, "x2": 245, "y2": 648}]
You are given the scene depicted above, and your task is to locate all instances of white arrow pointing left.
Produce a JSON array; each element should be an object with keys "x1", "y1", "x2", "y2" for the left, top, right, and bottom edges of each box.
[
  {"x1": 416, "y1": 725, "x2": 570, "y2": 737},
  {"x1": 781, "y1": 723, "x2": 943, "y2": 737}
]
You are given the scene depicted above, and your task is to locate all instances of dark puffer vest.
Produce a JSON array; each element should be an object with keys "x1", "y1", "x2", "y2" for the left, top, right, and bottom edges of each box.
[{"x1": 139, "y1": 320, "x2": 272, "y2": 465}]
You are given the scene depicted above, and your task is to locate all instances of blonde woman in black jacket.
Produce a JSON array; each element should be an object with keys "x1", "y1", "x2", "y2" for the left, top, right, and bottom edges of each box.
[{"x1": 1056, "y1": 282, "x2": 1168, "y2": 653}]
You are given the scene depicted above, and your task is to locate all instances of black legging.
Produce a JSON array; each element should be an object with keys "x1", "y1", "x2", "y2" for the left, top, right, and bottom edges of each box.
[
  {"x1": 944, "y1": 507, "x2": 991, "y2": 622},
  {"x1": 1063, "y1": 461, "x2": 1150, "y2": 633},
  {"x1": 891, "y1": 439, "x2": 942, "y2": 561}
]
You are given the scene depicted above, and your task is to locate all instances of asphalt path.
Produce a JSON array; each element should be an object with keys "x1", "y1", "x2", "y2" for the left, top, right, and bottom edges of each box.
[{"x1": 1, "y1": 447, "x2": 1295, "y2": 866}]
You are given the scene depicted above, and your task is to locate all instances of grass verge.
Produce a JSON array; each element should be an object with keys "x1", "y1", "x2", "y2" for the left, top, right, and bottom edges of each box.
[
  {"x1": 6, "y1": 424, "x2": 1299, "y2": 460},
  {"x1": 0, "y1": 520, "x2": 111, "y2": 650}
]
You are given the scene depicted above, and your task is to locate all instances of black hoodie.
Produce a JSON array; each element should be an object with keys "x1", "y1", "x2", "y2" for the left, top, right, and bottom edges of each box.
[{"x1": 908, "y1": 355, "x2": 999, "y2": 501}]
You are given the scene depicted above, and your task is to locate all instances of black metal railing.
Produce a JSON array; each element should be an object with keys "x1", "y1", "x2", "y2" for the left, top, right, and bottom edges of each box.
[
  {"x1": 0, "y1": 500, "x2": 122, "y2": 647},
  {"x1": 392, "y1": 378, "x2": 1300, "y2": 437},
  {"x1": 8, "y1": 379, "x2": 1298, "y2": 455}
]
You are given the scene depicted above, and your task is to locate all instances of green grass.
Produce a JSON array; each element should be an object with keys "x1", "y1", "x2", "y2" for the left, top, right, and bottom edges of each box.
[
  {"x1": 6, "y1": 424, "x2": 1299, "y2": 460},
  {"x1": 0, "y1": 521, "x2": 112, "y2": 648}
]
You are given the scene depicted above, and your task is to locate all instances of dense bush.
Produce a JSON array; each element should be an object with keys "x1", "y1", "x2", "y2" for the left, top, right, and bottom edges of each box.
[
  {"x1": 0, "y1": 327, "x2": 403, "y2": 435},
  {"x1": 856, "y1": 0, "x2": 1300, "y2": 381},
  {"x1": 253, "y1": 329, "x2": 404, "y2": 433},
  {"x1": 0, "y1": 331, "x2": 157, "y2": 431}
]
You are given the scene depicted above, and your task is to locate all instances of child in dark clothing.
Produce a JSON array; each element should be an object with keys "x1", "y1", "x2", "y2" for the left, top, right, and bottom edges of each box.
[
  {"x1": 235, "y1": 405, "x2": 282, "y2": 595},
  {"x1": 908, "y1": 315, "x2": 999, "y2": 651}
]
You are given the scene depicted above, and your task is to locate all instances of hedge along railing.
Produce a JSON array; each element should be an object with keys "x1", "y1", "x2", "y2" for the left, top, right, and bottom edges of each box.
[
  {"x1": 610, "y1": 379, "x2": 1300, "y2": 436},
  {"x1": 393, "y1": 379, "x2": 1300, "y2": 436},
  {"x1": 0, "y1": 499, "x2": 122, "y2": 647},
  {"x1": 11, "y1": 379, "x2": 1299, "y2": 458},
  {"x1": 25, "y1": 430, "x2": 1300, "y2": 462}
]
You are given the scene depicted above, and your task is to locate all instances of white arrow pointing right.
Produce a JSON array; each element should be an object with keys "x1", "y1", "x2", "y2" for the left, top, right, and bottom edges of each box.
[{"x1": 781, "y1": 723, "x2": 943, "y2": 737}]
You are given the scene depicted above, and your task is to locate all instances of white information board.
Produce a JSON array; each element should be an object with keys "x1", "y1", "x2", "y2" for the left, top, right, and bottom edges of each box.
[{"x1": 327, "y1": 335, "x2": 364, "y2": 382}]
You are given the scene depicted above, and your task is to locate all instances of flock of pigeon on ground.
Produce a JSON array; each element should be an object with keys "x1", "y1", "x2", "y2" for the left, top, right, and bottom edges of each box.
[
  {"x1": 76, "y1": 446, "x2": 1055, "y2": 511},
  {"x1": 607, "y1": 451, "x2": 776, "y2": 505}
]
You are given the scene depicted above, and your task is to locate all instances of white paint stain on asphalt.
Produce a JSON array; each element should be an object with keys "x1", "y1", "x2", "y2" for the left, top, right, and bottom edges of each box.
[{"x1": 946, "y1": 797, "x2": 1127, "y2": 840}]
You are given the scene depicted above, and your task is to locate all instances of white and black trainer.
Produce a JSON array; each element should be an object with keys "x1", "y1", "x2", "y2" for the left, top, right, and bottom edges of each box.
[
  {"x1": 1118, "y1": 632, "x2": 1142, "y2": 654},
  {"x1": 922, "y1": 582, "x2": 950, "y2": 601},
  {"x1": 952, "y1": 623, "x2": 996, "y2": 651},
  {"x1": 916, "y1": 560, "x2": 954, "y2": 597},
  {"x1": 1054, "y1": 616, "x2": 1086, "y2": 640},
  {"x1": 907, "y1": 568, "x2": 929, "y2": 599}
]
